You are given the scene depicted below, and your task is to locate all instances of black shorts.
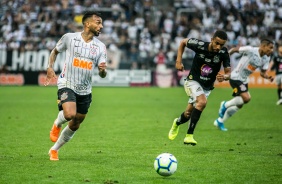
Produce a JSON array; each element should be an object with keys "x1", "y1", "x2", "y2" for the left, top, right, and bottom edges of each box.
[
  {"x1": 57, "y1": 88, "x2": 92, "y2": 114},
  {"x1": 229, "y1": 79, "x2": 249, "y2": 97}
]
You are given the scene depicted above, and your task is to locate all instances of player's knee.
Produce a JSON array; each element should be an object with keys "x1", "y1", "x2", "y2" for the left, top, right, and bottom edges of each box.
[
  {"x1": 243, "y1": 97, "x2": 251, "y2": 104},
  {"x1": 196, "y1": 100, "x2": 207, "y2": 110},
  {"x1": 64, "y1": 112, "x2": 76, "y2": 121}
]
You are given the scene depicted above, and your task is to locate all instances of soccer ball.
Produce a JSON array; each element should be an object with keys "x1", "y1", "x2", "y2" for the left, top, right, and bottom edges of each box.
[{"x1": 154, "y1": 153, "x2": 178, "y2": 177}]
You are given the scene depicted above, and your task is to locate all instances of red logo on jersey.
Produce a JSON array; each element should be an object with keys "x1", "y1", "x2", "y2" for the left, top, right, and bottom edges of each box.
[{"x1": 73, "y1": 58, "x2": 93, "y2": 70}]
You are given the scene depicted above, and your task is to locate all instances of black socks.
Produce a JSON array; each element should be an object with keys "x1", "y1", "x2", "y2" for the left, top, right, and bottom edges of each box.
[
  {"x1": 176, "y1": 112, "x2": 189, "y2": 126},
  {"x1": 187, "y1": 108, "x2": 202, "y2": 134}
]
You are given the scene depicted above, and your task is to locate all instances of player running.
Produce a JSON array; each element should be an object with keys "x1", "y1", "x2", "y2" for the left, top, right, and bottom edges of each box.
[
  {"x1": 44, "y1": 11, "x2": 107, "y2": 161},
  {"x1": 168, "y1": 30, "x2": 231, "y2": 145},
  {"x1": 214, "y1": 38, "x2": 274, "y2": 131}
]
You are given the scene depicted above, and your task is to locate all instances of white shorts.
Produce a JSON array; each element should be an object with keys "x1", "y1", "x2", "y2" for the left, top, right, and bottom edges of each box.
[
  {"x1": 275, "y1": 74, "x2": 282, "y2": 85},
  {"x1": 184, "y1": 80, "x2": 211, "y2": 104}
]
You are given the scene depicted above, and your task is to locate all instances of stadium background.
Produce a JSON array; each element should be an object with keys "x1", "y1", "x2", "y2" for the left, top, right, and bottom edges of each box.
[{"x1": 0, "y1": 0, "x2": 280, "y2": 87}]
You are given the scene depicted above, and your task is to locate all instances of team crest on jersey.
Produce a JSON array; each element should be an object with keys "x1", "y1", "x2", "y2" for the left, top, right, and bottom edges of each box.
[
  {"x1": 213, "y1": 55, "x2": 220, "y2": 63},
  {"x1": 90, "y1": 44, "x2": 98, "y2": 55},
  {"x1": 60, "y1": 92, "x2": 68, "y2": 101}
]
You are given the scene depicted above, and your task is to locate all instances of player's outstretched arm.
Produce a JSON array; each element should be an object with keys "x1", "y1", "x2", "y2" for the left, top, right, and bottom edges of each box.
[
  {"x1": 44, "y1": 48, "x2": 59, "y2": 86},
  {"x1": 228, "y1": 46, "x2": 240, "y2": 55},
  {"x1": 267, "y1": 60, "x2": 274, "y2": 72}
]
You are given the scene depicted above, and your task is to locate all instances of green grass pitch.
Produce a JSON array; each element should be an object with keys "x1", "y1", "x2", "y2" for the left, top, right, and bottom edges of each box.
[{"x1": 0, "y1": 86, "x2": 281, "y2": 184}]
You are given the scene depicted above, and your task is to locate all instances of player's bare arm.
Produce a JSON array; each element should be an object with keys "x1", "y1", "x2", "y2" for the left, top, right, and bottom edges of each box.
[
  {"x1": 175, "y1": 38, "x2": 188, "y2": 71},
  {"x1": 267, "y1": 60, "x2": 274, "y2": 72},
  {"x1": 44, "y1": 48, "x2": 59, "y2": 86},
  {"x1": 216, "y1": 67, "x2": 231, "y2": 82},
  {"x1": 228, "y1": 46, "x2": 240, "y2": 55},
  {"x1": 98, "y1": 62, "x2": 107, "y2": 78},
  {"x1": 260, "y1": 69, "x2": 274, "y2": 82}
]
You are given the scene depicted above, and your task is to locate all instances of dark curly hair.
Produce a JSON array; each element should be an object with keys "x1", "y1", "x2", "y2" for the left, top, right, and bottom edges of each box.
[{"x1": 82, "y1": 11, "x2": 102, "y2": 24}]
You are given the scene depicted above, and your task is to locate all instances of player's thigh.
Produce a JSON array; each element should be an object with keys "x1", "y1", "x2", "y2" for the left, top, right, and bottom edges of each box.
[
  {"x1": 229, "y1": 79, "x2": 248, "y2": 96},
  {"x1": 76, "y1": 93, "x2": 92, "y2": 114},
  {"x1": 184, "y1": 80, "x2": 204, "y2": 97},
  {"x1": 184, "y1": 80, "x2": 209, "y2": 104},
  {"x1": 57, "y1": 88, "x2": 77, "y2": 118}
]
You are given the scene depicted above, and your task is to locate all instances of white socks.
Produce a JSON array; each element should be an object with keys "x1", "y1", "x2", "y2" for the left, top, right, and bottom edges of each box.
[
  {"x1": 225, "y1": 96, "x2": 244, "y2": 108},
  {"x1": 51, "y1": 125, "x2": 75, "y2": 151},
  {"x1": 55, "y1": 110, "x2": 68, "y2": 128},
  {"x1": 218, "y1": 97, "x2": 243, "y2": 123},
  {"x1": 220, "y1": 106, "x2": 239, "y2": 123}
]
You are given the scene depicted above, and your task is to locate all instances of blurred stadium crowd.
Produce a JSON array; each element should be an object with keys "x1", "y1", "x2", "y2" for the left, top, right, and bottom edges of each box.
[{"x1": 1, "y1": 0, "x2": 282, "y2": 70}]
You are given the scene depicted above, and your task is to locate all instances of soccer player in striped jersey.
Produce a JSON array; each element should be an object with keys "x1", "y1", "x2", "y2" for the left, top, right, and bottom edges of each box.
[
  {"x1": 168, "y1": 30, "x2": 231, "y2": 145},
  {"x1": 214, "y1": 38, "x2": 274, "y2": 131},
  {"x1": 268, "y1": 45, "x2": 282, "y2": 105},
  {"x1": 44, "y1": 11, "x2": 107, "y2": 161}
]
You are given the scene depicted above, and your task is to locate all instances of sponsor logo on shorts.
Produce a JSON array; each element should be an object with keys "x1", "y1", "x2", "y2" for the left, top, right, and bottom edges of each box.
[{"x1": 233, "y1": 87, "x2": 238, "y2": 94}]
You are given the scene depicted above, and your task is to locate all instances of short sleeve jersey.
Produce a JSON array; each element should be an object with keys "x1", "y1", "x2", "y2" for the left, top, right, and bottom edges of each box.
[
  {"x1": 231, "y1": 46, "x2": 270, "y2": 83},
  {"x1": 186, "y1": 38, "x2": 230, "y2": 90},
  {"x1": 56, "y1": 32, "x2": 107, "y2": 95},
  {"x1": 271, "y1": 55, "x2": 282, "y2": 75}
]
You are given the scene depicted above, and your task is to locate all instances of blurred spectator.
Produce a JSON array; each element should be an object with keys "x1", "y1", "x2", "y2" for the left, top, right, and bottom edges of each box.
[{"x1": 0, "y1": 0, "x2": 281, "y2": 71}]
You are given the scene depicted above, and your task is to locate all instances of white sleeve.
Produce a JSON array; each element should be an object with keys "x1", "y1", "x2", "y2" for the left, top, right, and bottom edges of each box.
[
  {"x1": 238, "y1": 46, "x2": 253, "y2": 54},
  {"x1": 97, "y1": 44, "x2": 107, "y2": 64},
  {"x1": 56, "y1": 34, "x2": 68, "y2": 53}
]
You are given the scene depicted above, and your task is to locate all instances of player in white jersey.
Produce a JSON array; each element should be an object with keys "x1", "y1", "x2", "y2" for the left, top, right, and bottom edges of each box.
[
  {"x1": 214, "y1": 38, "x2": 274, "y2": 131},
  {"x1": 44, "y1": 11, "x2": 107, "y2": 161}
]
